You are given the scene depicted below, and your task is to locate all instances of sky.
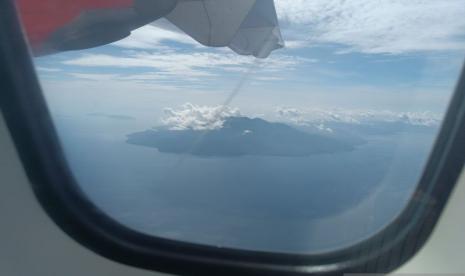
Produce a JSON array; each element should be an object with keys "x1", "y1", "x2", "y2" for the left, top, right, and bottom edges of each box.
[{"x1": 34, "y1": 0, "x2": 465, "y2": 129}]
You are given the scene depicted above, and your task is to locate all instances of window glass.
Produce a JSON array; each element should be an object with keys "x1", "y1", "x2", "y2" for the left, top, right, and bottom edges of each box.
[{"x1": 22, "y1": 0, "x2": 465, "y2": 253}]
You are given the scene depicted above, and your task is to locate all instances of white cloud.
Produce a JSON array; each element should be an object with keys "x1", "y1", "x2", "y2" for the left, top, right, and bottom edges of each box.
[
  {"x1": 284, "y1": 40, "x2": 309, "y2": 49},
  {"x1": 68, "y1": 73, "x2": 119, "y2": 81},
  {"x1": 162, "y1": 103, "x2": 241, "y2": 131},
  {"x1": 275, "y1": 0, "x2": 465, "y2": 54},
  {"x1": 36, "y1": 67, "x2": 61, "y2": 72},
  {"x1": 112, "y1": 25, "x2": 199, "y2": 49},
  {"x1": 276, "y1": 107, "x2": 308, "y2": 126},
  {"x1": 62, "y1": 51, "x2": 306, "y2": 83},
  {"x1": 276, "y1": 106, "x2": 442, "y2": 127},
  {"x1": 316, "y1": 124, "x2": 334, "y2": 133}
]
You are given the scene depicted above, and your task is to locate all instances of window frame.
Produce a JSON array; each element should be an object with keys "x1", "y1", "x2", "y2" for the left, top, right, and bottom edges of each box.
[{"x1": 1, "y1": 1, "x2": 465, "y2": 275}]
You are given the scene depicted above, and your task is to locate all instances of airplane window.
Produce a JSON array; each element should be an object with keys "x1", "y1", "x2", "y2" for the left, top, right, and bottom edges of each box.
[{"x1": 16, "y1": 0, "x2": 465, "y2": 254}]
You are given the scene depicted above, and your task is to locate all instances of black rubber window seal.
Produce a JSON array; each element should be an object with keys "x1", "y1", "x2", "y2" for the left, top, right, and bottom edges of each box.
[{"x1": 1, "y1": 1, "x2": 464, "y2": 275}]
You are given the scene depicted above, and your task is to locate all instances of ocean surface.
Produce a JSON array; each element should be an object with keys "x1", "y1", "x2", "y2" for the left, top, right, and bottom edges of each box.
[{"x1": 52, "y1": 114, "x2": 437, "y2": 254}]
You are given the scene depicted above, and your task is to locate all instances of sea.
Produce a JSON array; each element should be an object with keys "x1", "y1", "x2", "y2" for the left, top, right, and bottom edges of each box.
[{"x1": 52, "y1": 114, "x2": 437, "y2": 254}]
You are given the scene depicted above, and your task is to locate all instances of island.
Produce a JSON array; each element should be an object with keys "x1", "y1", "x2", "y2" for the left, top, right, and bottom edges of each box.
[{"x1": 126, "y1": 116, "x2": 354, "y2": 157}]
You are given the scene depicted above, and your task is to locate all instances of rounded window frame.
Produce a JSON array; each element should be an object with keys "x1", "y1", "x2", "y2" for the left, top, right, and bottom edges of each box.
[{"x1": 1, "y1": 1, "x2": 465, "y2": 275}]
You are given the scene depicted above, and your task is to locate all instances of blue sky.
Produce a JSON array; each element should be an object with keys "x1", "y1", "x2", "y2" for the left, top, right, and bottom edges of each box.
[{"x1": 34, "y1": 0, "x2": 465, "y2": 129}]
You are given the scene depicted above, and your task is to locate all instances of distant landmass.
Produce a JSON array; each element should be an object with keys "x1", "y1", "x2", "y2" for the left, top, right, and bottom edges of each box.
[
  {"x1": 126, "y1": 117, "x2": 354, "y2": 157},
  {"x1": 88, "y1": 112, "x2": 135, "y2": 121}
]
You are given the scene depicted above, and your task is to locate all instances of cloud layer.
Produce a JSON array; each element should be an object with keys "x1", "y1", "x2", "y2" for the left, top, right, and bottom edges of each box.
[
  {"x1": 275, "y1": 0, "x2": 465, "y2": 53},
  {"x1": 63, "y1": 50, "x2": 305, "y2": 83},
  {"x1": 56, "y1": 1, "x2": 465, "y2": 89},
  {"x1": 161, "y1": 103, "x2": 441, "y2": 133},
  {"x1": 162, "y1": 103, "x2": 241, "y2": 131},
  {"x1": 276, "y1": 107, "x2": 441, "y2": 127}
]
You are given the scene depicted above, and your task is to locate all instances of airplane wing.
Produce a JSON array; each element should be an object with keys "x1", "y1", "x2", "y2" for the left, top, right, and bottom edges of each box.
[
  {"x1": 17, "y1": 0, "x2": 283, "y2": 58},
  {"x1": 16, "y1": 0, "x2": 178, "y2": 56},
  {"x1": 166, "y1": 0, "x2": 284, "y2": 58}
]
